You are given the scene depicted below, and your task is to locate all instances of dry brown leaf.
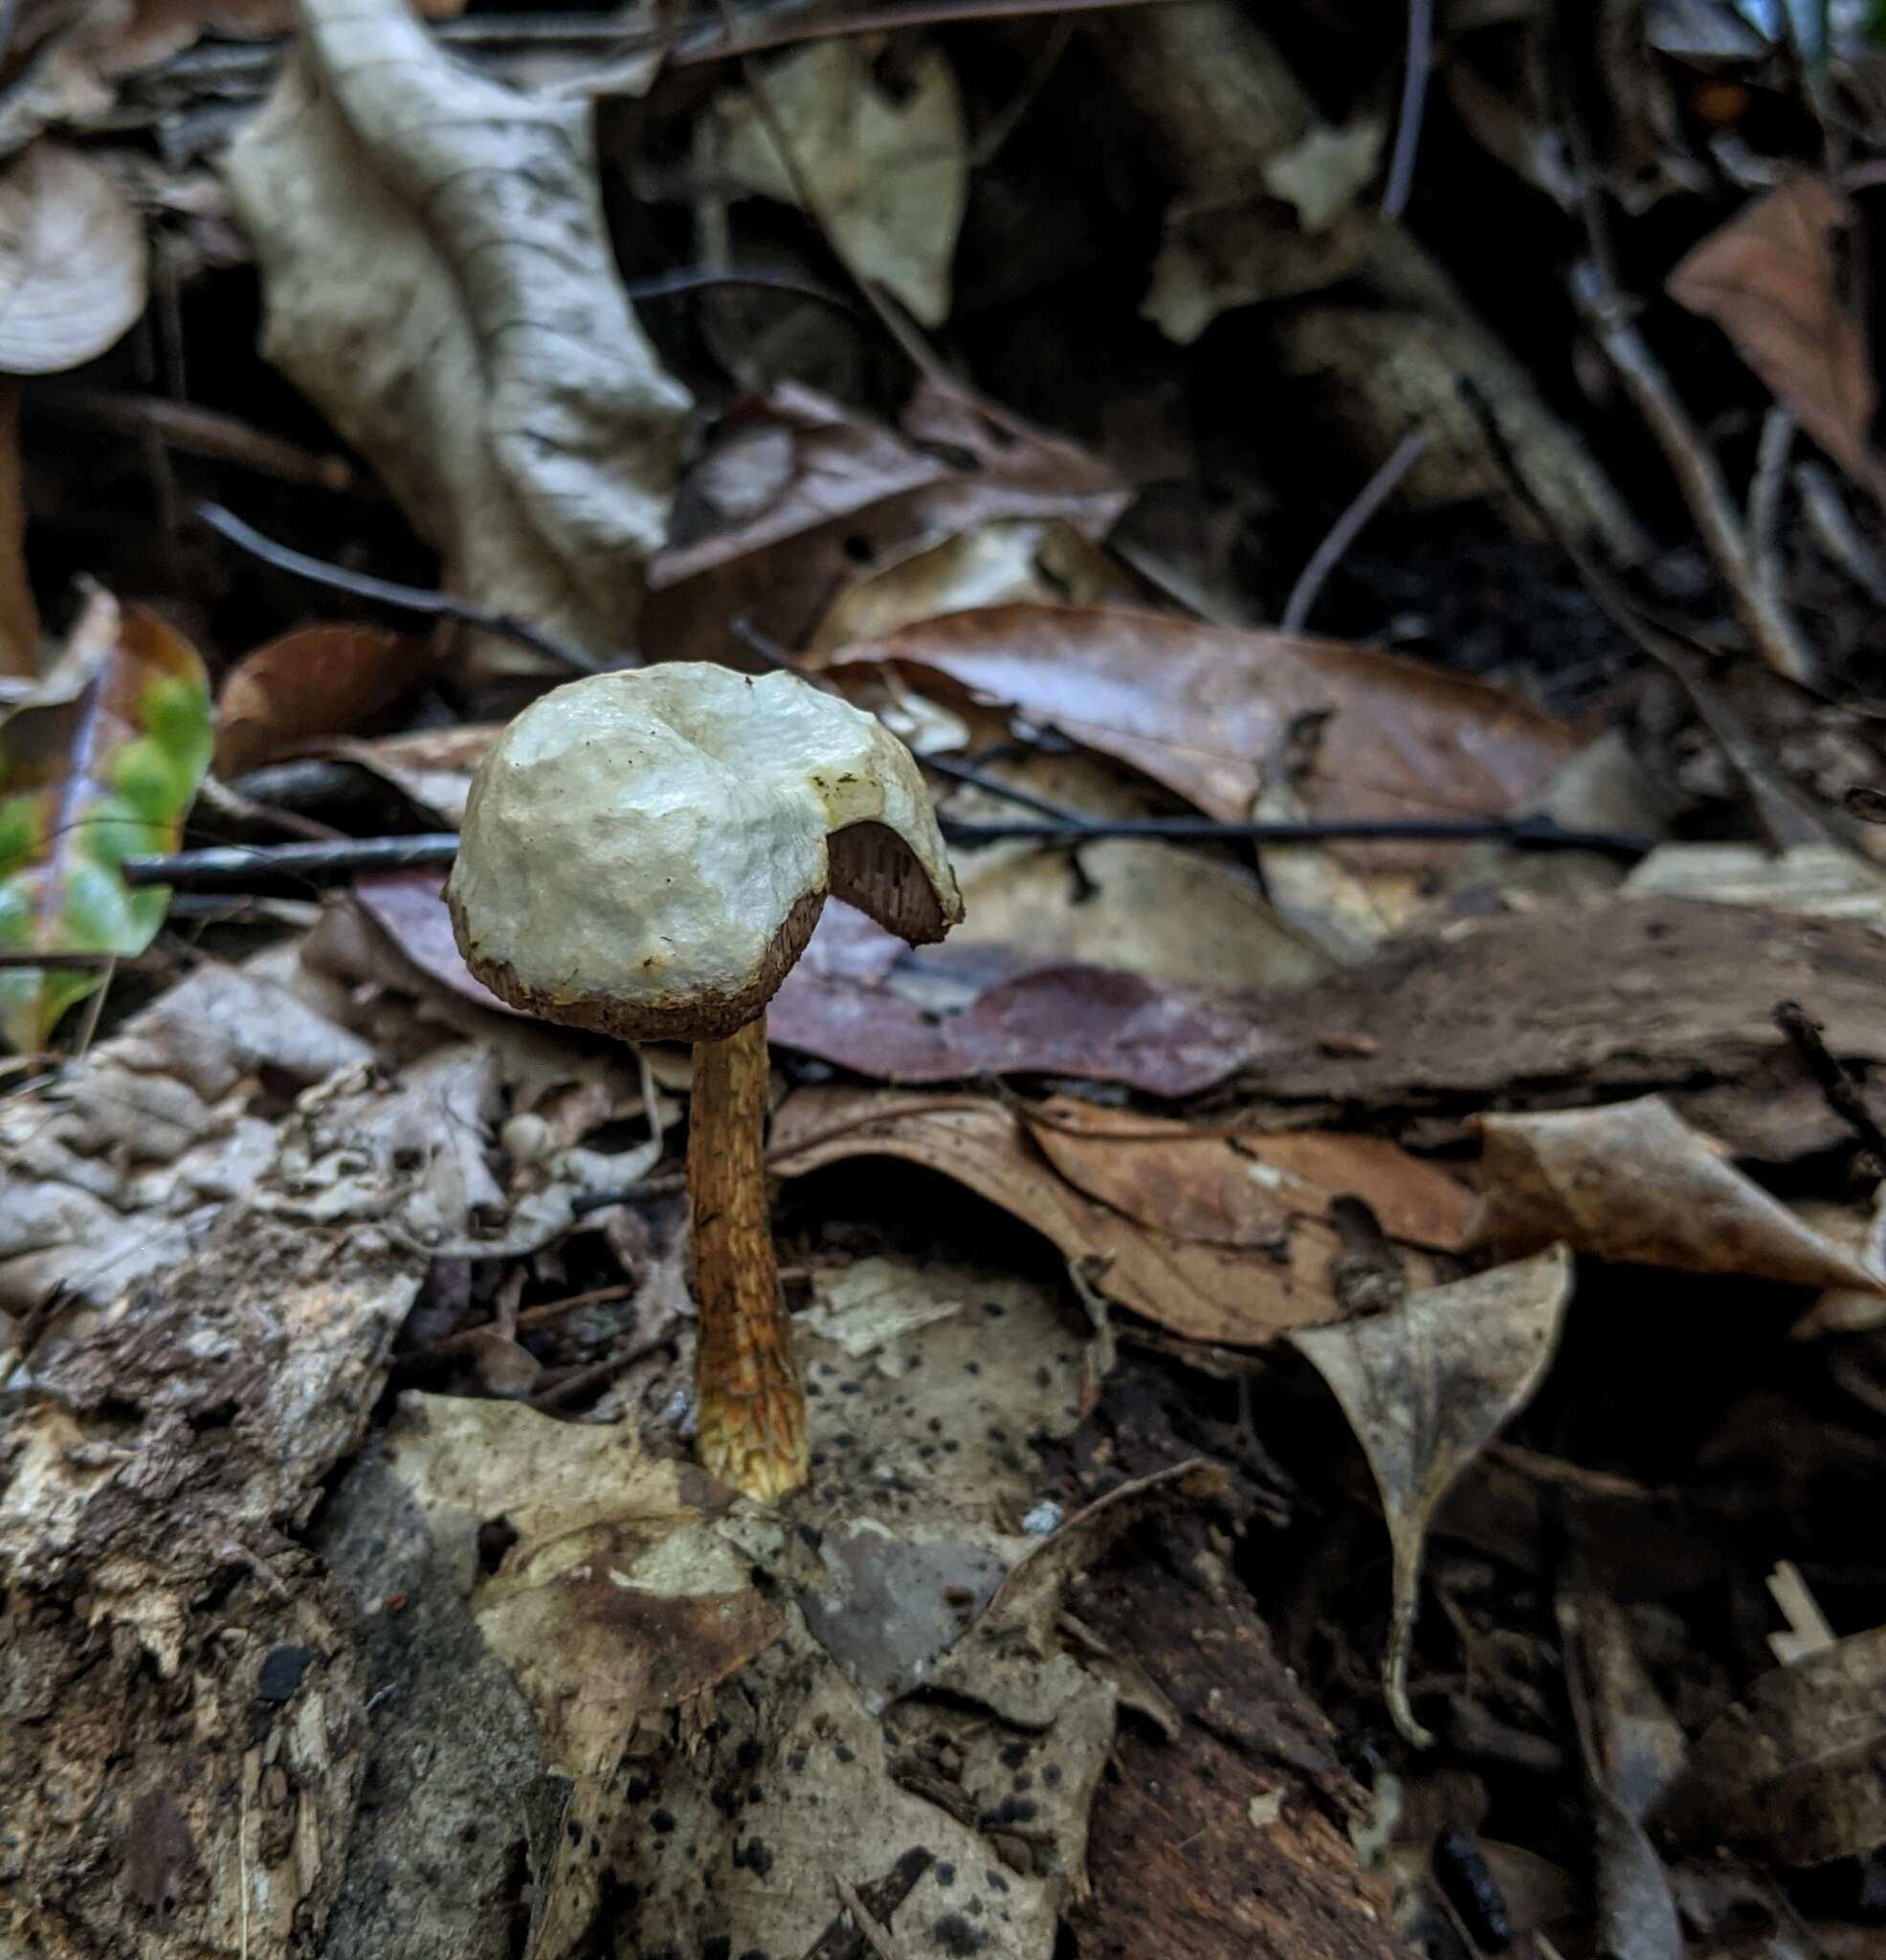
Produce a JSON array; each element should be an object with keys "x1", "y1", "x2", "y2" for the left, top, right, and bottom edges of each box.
[
  {"x1": 774, "y1": 1087, "x2": 1387, "y2": 1347},
  {"x1": 224, "y1": 0, "x2": 691, "y2": 673},
  {"x1": 1290, "y1": 1246, "x2": 1574, "y2": 1747},
  {"x1": 1019, "y1": 1098, "x2": 1479, "y2": 1252},
  {"x1": 0, "y1": 382, "x2": 35, "y2": 676},
  {"x1": 1659, "y1": 1624, "x2": 1886, "y2": 1866},
  {"x1": 644, "y1": 381, "x2": 1128, "y2": 664},
  {"x1": 1476, "y1": 1097, "x2": 1886, "y2": 1291},
  {"x1": 832, "y1": 603, "x2": 1576, "y2": 846},
  {"x1": 0, "y1": 142, "x2": 146, "y2": 374},
  {"x1": 1669, "y1": 177, "x2": 1879, "y2": 499},
  {"x1": 213, "y1": 624, "x2": 429, "y2": 775}
]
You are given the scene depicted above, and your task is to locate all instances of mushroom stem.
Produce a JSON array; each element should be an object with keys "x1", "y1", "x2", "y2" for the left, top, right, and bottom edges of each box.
[{"x1": 686, "y1": 1014, "x2": 809, "y2": 1502}]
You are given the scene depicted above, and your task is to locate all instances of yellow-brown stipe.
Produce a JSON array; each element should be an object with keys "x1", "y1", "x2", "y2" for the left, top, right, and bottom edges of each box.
[{"x1": 687, "y1": 1015, "x2": 809, "y2": 1502}]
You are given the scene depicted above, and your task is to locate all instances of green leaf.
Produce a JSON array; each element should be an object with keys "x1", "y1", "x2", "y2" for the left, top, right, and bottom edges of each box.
[{"x1": 0, "y1": 591, "x2": 210, "y2": 1051}]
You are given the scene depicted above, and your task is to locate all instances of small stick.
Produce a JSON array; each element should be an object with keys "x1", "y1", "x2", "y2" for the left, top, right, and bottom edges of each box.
[
  {"x1": 833, "y1": 1878, "x2": 907, "y2": 1960},
  {"x1": 1279, "y1": 429, "x2": 1428, "y2": 634},
  {"x1": 411, "y1": 1281, "x2": 640, "y2": 1365},
  {"x1": 194, "y1": 502, "x2": 605, "y2": 676},
  {"x1": 35, "y1": 389, "x2": 365, "y2": 495},
  {"x1": 1570, "y1": 262, "x2": 1816, "y2": 686},
  {"x1": 121, "y1": 812, "x2": 1656, "y2": 893},
  {"x1": 1380, "y1": 0, "x2": 1433, "y2": 221},
  {"x1": 1774, "y1": 998, "x2": 1886, "y2": 1169},
  {"x1": 122, "y1": 835, "x2": 459, "y2": 890},
  {"x1": 1795, "y1": 459, "x2": 1886, "y2": 607},
  {"x1": 1747, "y1": 406, "x2": 1795, "y2": 606}
]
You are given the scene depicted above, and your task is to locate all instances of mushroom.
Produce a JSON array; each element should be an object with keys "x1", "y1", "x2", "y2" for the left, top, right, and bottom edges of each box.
[{"x1": 445, "y1": 663, "x2": 964, "y2": 1501}]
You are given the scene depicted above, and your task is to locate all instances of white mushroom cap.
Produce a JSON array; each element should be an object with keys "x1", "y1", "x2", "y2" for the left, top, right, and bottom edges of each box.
[{"x1": 446, "y1": 663, "x2": 964, "y2": 1040}]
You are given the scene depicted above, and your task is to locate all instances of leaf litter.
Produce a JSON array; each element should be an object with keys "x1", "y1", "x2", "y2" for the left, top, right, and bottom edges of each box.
[{"x1": 12, "y1": 5, "x2": 1886, "y2": 1957}]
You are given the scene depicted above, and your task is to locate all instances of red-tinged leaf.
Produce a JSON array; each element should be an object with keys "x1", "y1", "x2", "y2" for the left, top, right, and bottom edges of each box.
[
  {"x1": 1668, "y1": 177, "x2": 1880, "y2": 499},
  {"x1": 831, "y1": 604, "x2": 1576, "y2": 839},
  {"x1": 353, "y1": 869, "x2": 522, "y2": 1015},
  {"x1": 0, "y1": 591, "x2": 211, "y2": 1050},
  {"x1": 214, "y1": 623, "x2": 431, "y2": 774}
]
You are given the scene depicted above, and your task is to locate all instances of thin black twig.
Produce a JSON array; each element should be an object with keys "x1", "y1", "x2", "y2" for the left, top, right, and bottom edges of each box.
[
  {"x1": 1279, "y1": 428, "x2": 1427, "y2": 634},
  {"x1": 194, "y1": 502, "x2": 606, "y2": 676},
  {"x1": 122, "y1": 835, "x2": 460, "y2": 891},
  {"x1": 1380, "y1": 0, "x2": 1433, "y2": 221},
  {"x1": 625, "y1": 267, "x2": 857, "y2": 313},
  {"x1": 122, "y1": 811, "x2": 1653, "y2": 895}
]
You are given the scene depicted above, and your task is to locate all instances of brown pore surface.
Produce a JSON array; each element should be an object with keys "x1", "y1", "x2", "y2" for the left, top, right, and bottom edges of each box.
[{"x1": 688, "y1": 1014, "x2": 810, "y2": 1502}]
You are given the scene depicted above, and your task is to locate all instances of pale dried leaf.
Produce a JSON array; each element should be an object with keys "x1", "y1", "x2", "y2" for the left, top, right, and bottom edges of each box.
[
  {"x1": 1660, "y1": 1624, "x2": 1886, "y2": 1865},
  {"x1": 1625, "y1": 841, "x2": 1886, "y2": 935},
  {"x1": 1290, "y1": 1246, "x2": 1574, "y2": 1746},
  {"x1": 0, "y1": 143, "x2": 146, "y2": 374},
  {"x1": 1476, "y1": 1097, "x2": 1886, "y2": 1290},
  {"x1": 711, "y1": 40, "x2": 967, "y2": 327},
  {"x1": 223, "y1": 0, "x2": 692, "y2": 672}
]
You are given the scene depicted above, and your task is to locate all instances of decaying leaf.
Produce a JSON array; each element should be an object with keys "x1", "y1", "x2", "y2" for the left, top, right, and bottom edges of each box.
[
  {"x1": 0, "y1": 957, "x2": 373, "y2": 1318},
  {"x1": 0, "y1": 142, "x2": 146, "y2": 374},
  {"x1": 1019, "y1": 1098, "x2": 1478, "y2": 1253},
  {"x1": 644, "y1": 380, "x2": 1127, "y2": 663},
  {"x1": 382, "y1": 1393, "x2": 781, "y2": 1780},
  {"x1": 772, "y1": 1087, "x2": 1444, "y2": 1345},
  {"x1": 1625, "y1": 840, "x2": 1886, "y2": 935},
  {"x1": 834, "y1": 603, "x2": 1576, "y2": 844},
  {"x1": 1290, "y1": 1246, "x2": 1574, "y2": 1746},
  {"x1": 324, "y1": 722, "x2": 502, "y2": 827},
  {"x1": 1231, "y1": 898, "x2": 1886, "y2": 1163},
  {"x1": 1668, "y1": 177, "x2": 1879, "y2": 499},
  {"x1": 707, "y1": 39, "x2": 967, "y2": 327},
  {"x1": 351, "y1": 870, "x2": 521, "y2": 1017},
  {"x1": 1659, "y1": 1624, "x2": 1886, "y2": 1865},
  {"x1": 213, "y1": 623, "x2": 429, "y2": 775},
  {"x1": 224, "y1": 0, "x2": 692, "y2": 671},
  {"x1": 0, "y1": 591, "x2": 211, "y2": 1051},
  {"x1": 807, "y1": 516, "x2": 1142, "y2": 657},
  {"x1": 1476, "y1": 1097, "x2": 1886, "y2": 1291}
]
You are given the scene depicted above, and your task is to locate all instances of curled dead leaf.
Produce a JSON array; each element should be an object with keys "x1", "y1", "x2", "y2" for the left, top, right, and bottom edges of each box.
[
  {"x1": 1289, "y1": 1246, "x2": 1574, "y2": 1747},
  {"x1": 1476, "y1": 1097, "x2": 1886, "y2": 1291},
  {"x1": 0, "y1": 144, "x2": 146, "y2": 374},
  {"x1": 225, "y1": 0, "x2": 692, "y2": 672},
  {"x1": 771, "y1": 1087, "x2": 1441, "y2": 1347}
]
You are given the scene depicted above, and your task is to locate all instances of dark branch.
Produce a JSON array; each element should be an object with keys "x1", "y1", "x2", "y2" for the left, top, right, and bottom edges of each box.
[{"x1": 194, "y1": 502, "x2": 607, "y2": 676}]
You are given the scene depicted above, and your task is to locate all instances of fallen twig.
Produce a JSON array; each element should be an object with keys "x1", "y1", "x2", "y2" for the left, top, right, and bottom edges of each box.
[
  {"x1": 1774, "y1": 998, "x2": 1886, "y2": 1171},
  {"x1": 1279, "y1": 428, "x2": 1427, "y2": 634},
  {"x1": 36, "y1": 390, "x2": 367, "y2": 495},
  {"x1": 1380, "y1": 0, "x2": 1433, "y2": 220},
  {"x1": 122, "y1": 811, "x2": 1654, "y2": 893},
  {"x1": 1569, "y1": 261, "x2": 1816, "y2": 686},
  {"x1": 194, "y1": 502, "x2": 605, "y2": 676}
]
